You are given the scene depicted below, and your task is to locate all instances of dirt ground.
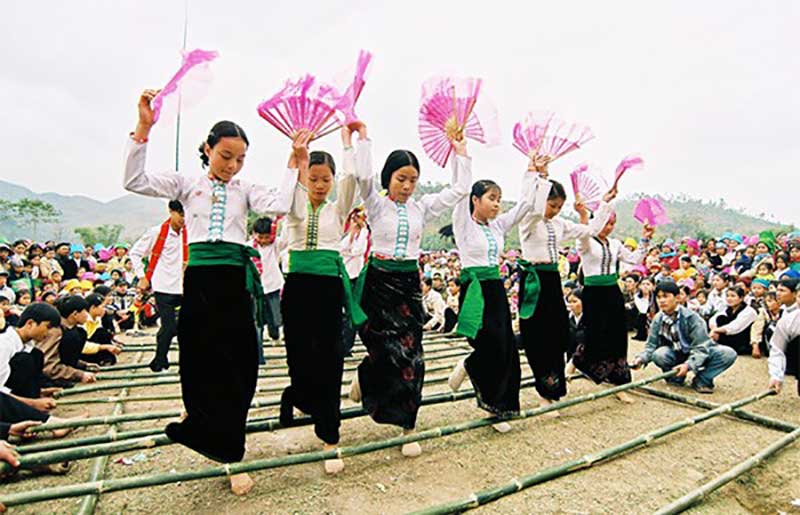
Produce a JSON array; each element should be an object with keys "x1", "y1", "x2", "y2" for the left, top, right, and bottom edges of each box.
[{"x1": 3, "y1": 330, "x2": 800, "y2": 515}]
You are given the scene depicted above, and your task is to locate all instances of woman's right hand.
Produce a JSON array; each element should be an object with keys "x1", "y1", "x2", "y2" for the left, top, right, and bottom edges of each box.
[{"x1": 137, "y1": 89, "x2": 159, "y2": 128}]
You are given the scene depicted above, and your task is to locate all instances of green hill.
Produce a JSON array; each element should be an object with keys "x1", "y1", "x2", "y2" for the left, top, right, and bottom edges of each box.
[{"x1": 412, "y1": 183, "x2": 795, "y2": 251}]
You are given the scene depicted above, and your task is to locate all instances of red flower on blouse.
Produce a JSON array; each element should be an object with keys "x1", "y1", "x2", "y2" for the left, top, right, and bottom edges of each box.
[
  {"x1": 398, "y1": 303, "x2": 411, "y2": 318},
  {"x1": 400, "y1": 333, "x2": 415, "y2": 349},
  {"x1": 401, "y1": 367, "x2": 415, "y2": 381}
]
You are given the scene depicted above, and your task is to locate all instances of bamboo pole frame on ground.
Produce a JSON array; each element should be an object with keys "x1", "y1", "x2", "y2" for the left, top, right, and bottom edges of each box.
[
  {"x1": 408, "y1": 390, "x2": 774, "y2": 515},
  {"x1": 654, "y1": 427, "x2": 800, "y2": 515},
  {"x1": 0, "y1": 372, "x2": 673, "y2": 506},
  {"x1": 636, "y1": 386, "x2": 798, "y2": 433}
]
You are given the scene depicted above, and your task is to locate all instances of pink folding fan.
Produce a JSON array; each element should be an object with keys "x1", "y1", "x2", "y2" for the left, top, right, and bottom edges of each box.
[
  {"x1": 612, "y1": 154, "x2": 644, "y2": 189},
  {"x1": 257, "y1": 75, "x2": 342, "y2": 141},
  {"x1": 152, "y1": 48, "x2": 219, "y2": 125},
  {"x1": 331, "y1": 50, "x2": 373, "y2": 128},
  {"x1": 418, "y1": 77, "x2": 499, "y2": 168},
  {"x1": 513, "y1": 112, "x2": 594, "y2": 163},
  {"x1": 570, "y1": 163, "x2": 609, "y2": 211},
  {"x1": 634, "y1": 197, "x2": 670, "y2": 226}
]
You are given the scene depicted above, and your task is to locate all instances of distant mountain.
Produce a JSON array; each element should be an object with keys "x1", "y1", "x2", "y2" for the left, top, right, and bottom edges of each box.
[
  {"x1": 413, "y1": 184, "x2": 796, "y2": 250},
  {"x1": 0, "y1": 180, "x2": 168, "y2": 243},
  {"x1": 1, "y1": 180, "x2": 795, "y2": 248}
]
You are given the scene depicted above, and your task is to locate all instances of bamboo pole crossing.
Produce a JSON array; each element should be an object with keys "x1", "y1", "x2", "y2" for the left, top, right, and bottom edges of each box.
[
  {"x1": 409, "y1": 390, "x2": 775, "y2": 515},
  {"x1": 0, "y1": 372, "x2": 677, "y2": 507}
]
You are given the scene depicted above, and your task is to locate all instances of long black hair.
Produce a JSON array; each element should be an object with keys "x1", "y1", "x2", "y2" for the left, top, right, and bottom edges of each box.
[
  {"x1": 469, "y1": 180, "x2": 501, "y2": 215},
  {"x1": 380, "y1": 150, "x2": 420, "y2": 189},
  {"x1": 198, "y1": 121, "x2": 249, "y2": 168}
]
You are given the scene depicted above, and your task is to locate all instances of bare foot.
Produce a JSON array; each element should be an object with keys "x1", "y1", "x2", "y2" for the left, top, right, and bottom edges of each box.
[
  {"x1": 539, "y1": 399, "x2": 561, "y2": 419},
  {"x1": 401, "y1": 429, "x2": 422, "y2": 457},
  {"x1": 230, "y1": 473, "x2": 255, "y2": 496},
  {"x1": 323, "y1": 443, "x2": 344, "y2": 474},
  {"x1": 47, "y1": 412, "x2": 89, "y2": 438},
  {"x1": 448, "y1": 360, "x2": 467, "y2": 392},
  {"x1": 492, "y1": 422, "x2": 512, "y2": 433},
  {"x1": 565, "y1": 361, "x2": 576, "y2": 378},
  {"x1": 616, "y1": 391, "x2": 635, "y2": 404},
  {"x1": 349, "y1": 373, "x2": 361, "y2": 402}
]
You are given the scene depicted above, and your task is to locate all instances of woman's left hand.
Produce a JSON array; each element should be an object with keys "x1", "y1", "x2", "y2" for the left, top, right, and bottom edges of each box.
[
  {"x1": 603, "y1": 186, "x2": 618, "y2": 203},
  {"x1": 642, "y1": 224, "x2": 655, "y2": 240},
  {"x1": 451, "y1": 136, "x2": 468, "y2": 157}
]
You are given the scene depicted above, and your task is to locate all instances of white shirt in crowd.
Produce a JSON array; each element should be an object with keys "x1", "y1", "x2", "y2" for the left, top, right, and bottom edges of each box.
[
  {"x1": 709, "y1": 305, "x2": 759, "y2": 335},
  {"x1": 0, "y1": 328, "x2": 31, "y2": 394},
  {"x1": 255, "y1": 236, "x2": 287, "y2": 294},
  {"x1": 768, "y1": 303, "x2": 800, "y2": 381},
  {"x1": 341, "y1": 229, "x2": 369, "y2": 280},
  {"x1": 707, "y1": 288, "x2": 728, "y2": 315},
  {"x1": 355, "y1": 139, "x2": 471, "y2": 260},
  {"x1": 423, "y1": 288, "x2": 447, "y2": 330},
  {"x1": 129, "y1": 223, "x2": 185, "y2": 295},
  {"x1": 453, "y1": 170, "x2": 548, "y2": 268},
  {"x1": 124, "y1": 140, "x2": 296, "y2": 245}
]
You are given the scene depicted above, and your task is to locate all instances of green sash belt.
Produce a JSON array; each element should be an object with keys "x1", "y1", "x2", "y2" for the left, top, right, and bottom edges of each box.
[
  {"x1": 456, "y1": 266, "x2": 501, "y2": 339},
  {"x1": 289, "y1": 249, "x2": 367, "y2": 327},
  {"x1": 353, "y1": 254, "x2": 419, "y2": 309},
  {"x1": 187, "y1": 241, "x2": 266, "y2": 326},
  {"x1": 584, "y1": 273, "x2": 619, "y2": 287},
  {"x1": 518, "y1": 260, "x2": 559, "y2": 320}
]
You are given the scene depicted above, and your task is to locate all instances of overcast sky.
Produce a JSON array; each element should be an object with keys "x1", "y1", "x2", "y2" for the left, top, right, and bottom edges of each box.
[{"x1": 2, "y1": 1, "x2": 798, "y2": 224}]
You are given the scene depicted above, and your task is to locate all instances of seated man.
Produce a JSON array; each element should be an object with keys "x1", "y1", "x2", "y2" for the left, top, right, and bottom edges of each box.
[
  {"x1": 632, "y1": 281, "x2": 737, "y2": 394},
  {"x1": 35, "y1": 297, "x2": 97, "y2": 388},
  {"x1": 0, "y1": 303, "x2": 62, "y2": 411},
  {"x1": 767, "y1": 278, "x2": 800, "y2": 395}
]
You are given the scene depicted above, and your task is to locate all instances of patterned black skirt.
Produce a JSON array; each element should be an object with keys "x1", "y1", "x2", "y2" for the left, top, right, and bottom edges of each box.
[
  {"x1": 573, "y1": 284, "x2": 632, "y2": 385},
  {"x1": 356, "y1": 264, "x2": 425, "y2": 430}
]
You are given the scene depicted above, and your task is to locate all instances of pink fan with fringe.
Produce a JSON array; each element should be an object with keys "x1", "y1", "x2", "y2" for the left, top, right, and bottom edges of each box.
[
  {"x1": 570, "y1": 163, "x2": 608, "y2": 211},
  {"x1": 512, "y1": 111, "x2": 556, "y2": 158},
  {"x1": 418, "y1": 77, "x2": 499, "y2": 168},
  {"x1": 612, "y1": 154, "x2": 644, "y2": 189},
  {"x1": 257, "y1": 75, "x2": 342, "y2": 141},
  {"x1": 152, "y1": 49, "x2": 219, "y2": 125},
  {"x1": 634, "y1": 197, "x2": 670, "y2": 226},
  {"x1": 331, "y1": 50, "x2": 373, "y2": 127},
  {"x1": 514, "y1": 112, "x2": 594, "y2": 163}
]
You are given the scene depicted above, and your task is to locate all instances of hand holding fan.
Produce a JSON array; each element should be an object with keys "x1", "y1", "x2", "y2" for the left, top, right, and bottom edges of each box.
[
  {"x1": 612, "y1": 154, "x2": 644, "y2": 189},
  {"x1": 418, "y1": 77, "x2": 499, "y2": 168},
  {"x1": 633, "y1": 197, "x2": 670, "y2": 226},
  {"x1": 257, "y1": 75, "x2": 342, "y2": 142},
  {"x1": 151, "y1": 48, "x2": 219, "y2": 125},
  {"x1": 569, "y1": 163, "x2": 608, "y2": 211}
]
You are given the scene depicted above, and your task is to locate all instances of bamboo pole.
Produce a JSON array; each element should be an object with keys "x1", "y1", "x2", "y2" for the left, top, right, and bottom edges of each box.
[
  {"x1": 654, "y1": 427, "x2": 800, "y2": 514},
  {"x1": 55, "y1": 361, "x2": 457, "y2": 398},
  {"x1": 10, "y1": 376, "x2": 538, "y2": 473},
  {"x1": 408, "y1": 390, "x2": 775, "y2": 515},
  {"x1": 96, "y1": 347, "x2": 472, "y2": 381},
  {"x1": 75, "y1": 350, "x2": 142, "y2": 514},
  {"x1": 0, "y1": 372, "x2": 674, "y2": 506},
  {"x1": 636, "y1": 386, "x2": 798, "y2": 433},
  {"x1": 20, "y1": 370, "x2": 485, "y2": 453}
]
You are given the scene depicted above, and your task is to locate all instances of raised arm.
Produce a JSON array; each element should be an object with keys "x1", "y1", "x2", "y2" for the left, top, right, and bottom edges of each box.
[
  {"x1": 421, "y1": 140, "x2": 472, "y2": 221},
  {"x1": 123, "y1": 90, "x2": 188, "y2": 200},
  {"x1": 495, "y1": 172, "x2": 550, "y2": 235},
  {"x1": 335, "y1": 125, "x2": 364, "y2": 220},
  {"x1": 248, "y1": 131, "x2": 308, "y2": 216},
  {"x1": 353, "y1": 137, "x2": 383, "y2": 217}
]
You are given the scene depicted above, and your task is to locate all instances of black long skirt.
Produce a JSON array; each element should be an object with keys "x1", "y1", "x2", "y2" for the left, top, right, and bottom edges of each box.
[
  {"x1": 281, "y1": 273, "x2": 344, "y2": 445},
  {"x1": 356, "y1": 265, "x2": 425, "y2": 430},
  {"x1": 519, "y1": 269, "x2": 568, "y2": 401},
  {"x1": 460, "y1": 279, "x2": 520, "y2": 417},
  {"x1": 573, "y1": 285, "x2": 632, "y2": 385},
  {"x1": 166, "y1": 265, "x2": 258, "y2": 463}
]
